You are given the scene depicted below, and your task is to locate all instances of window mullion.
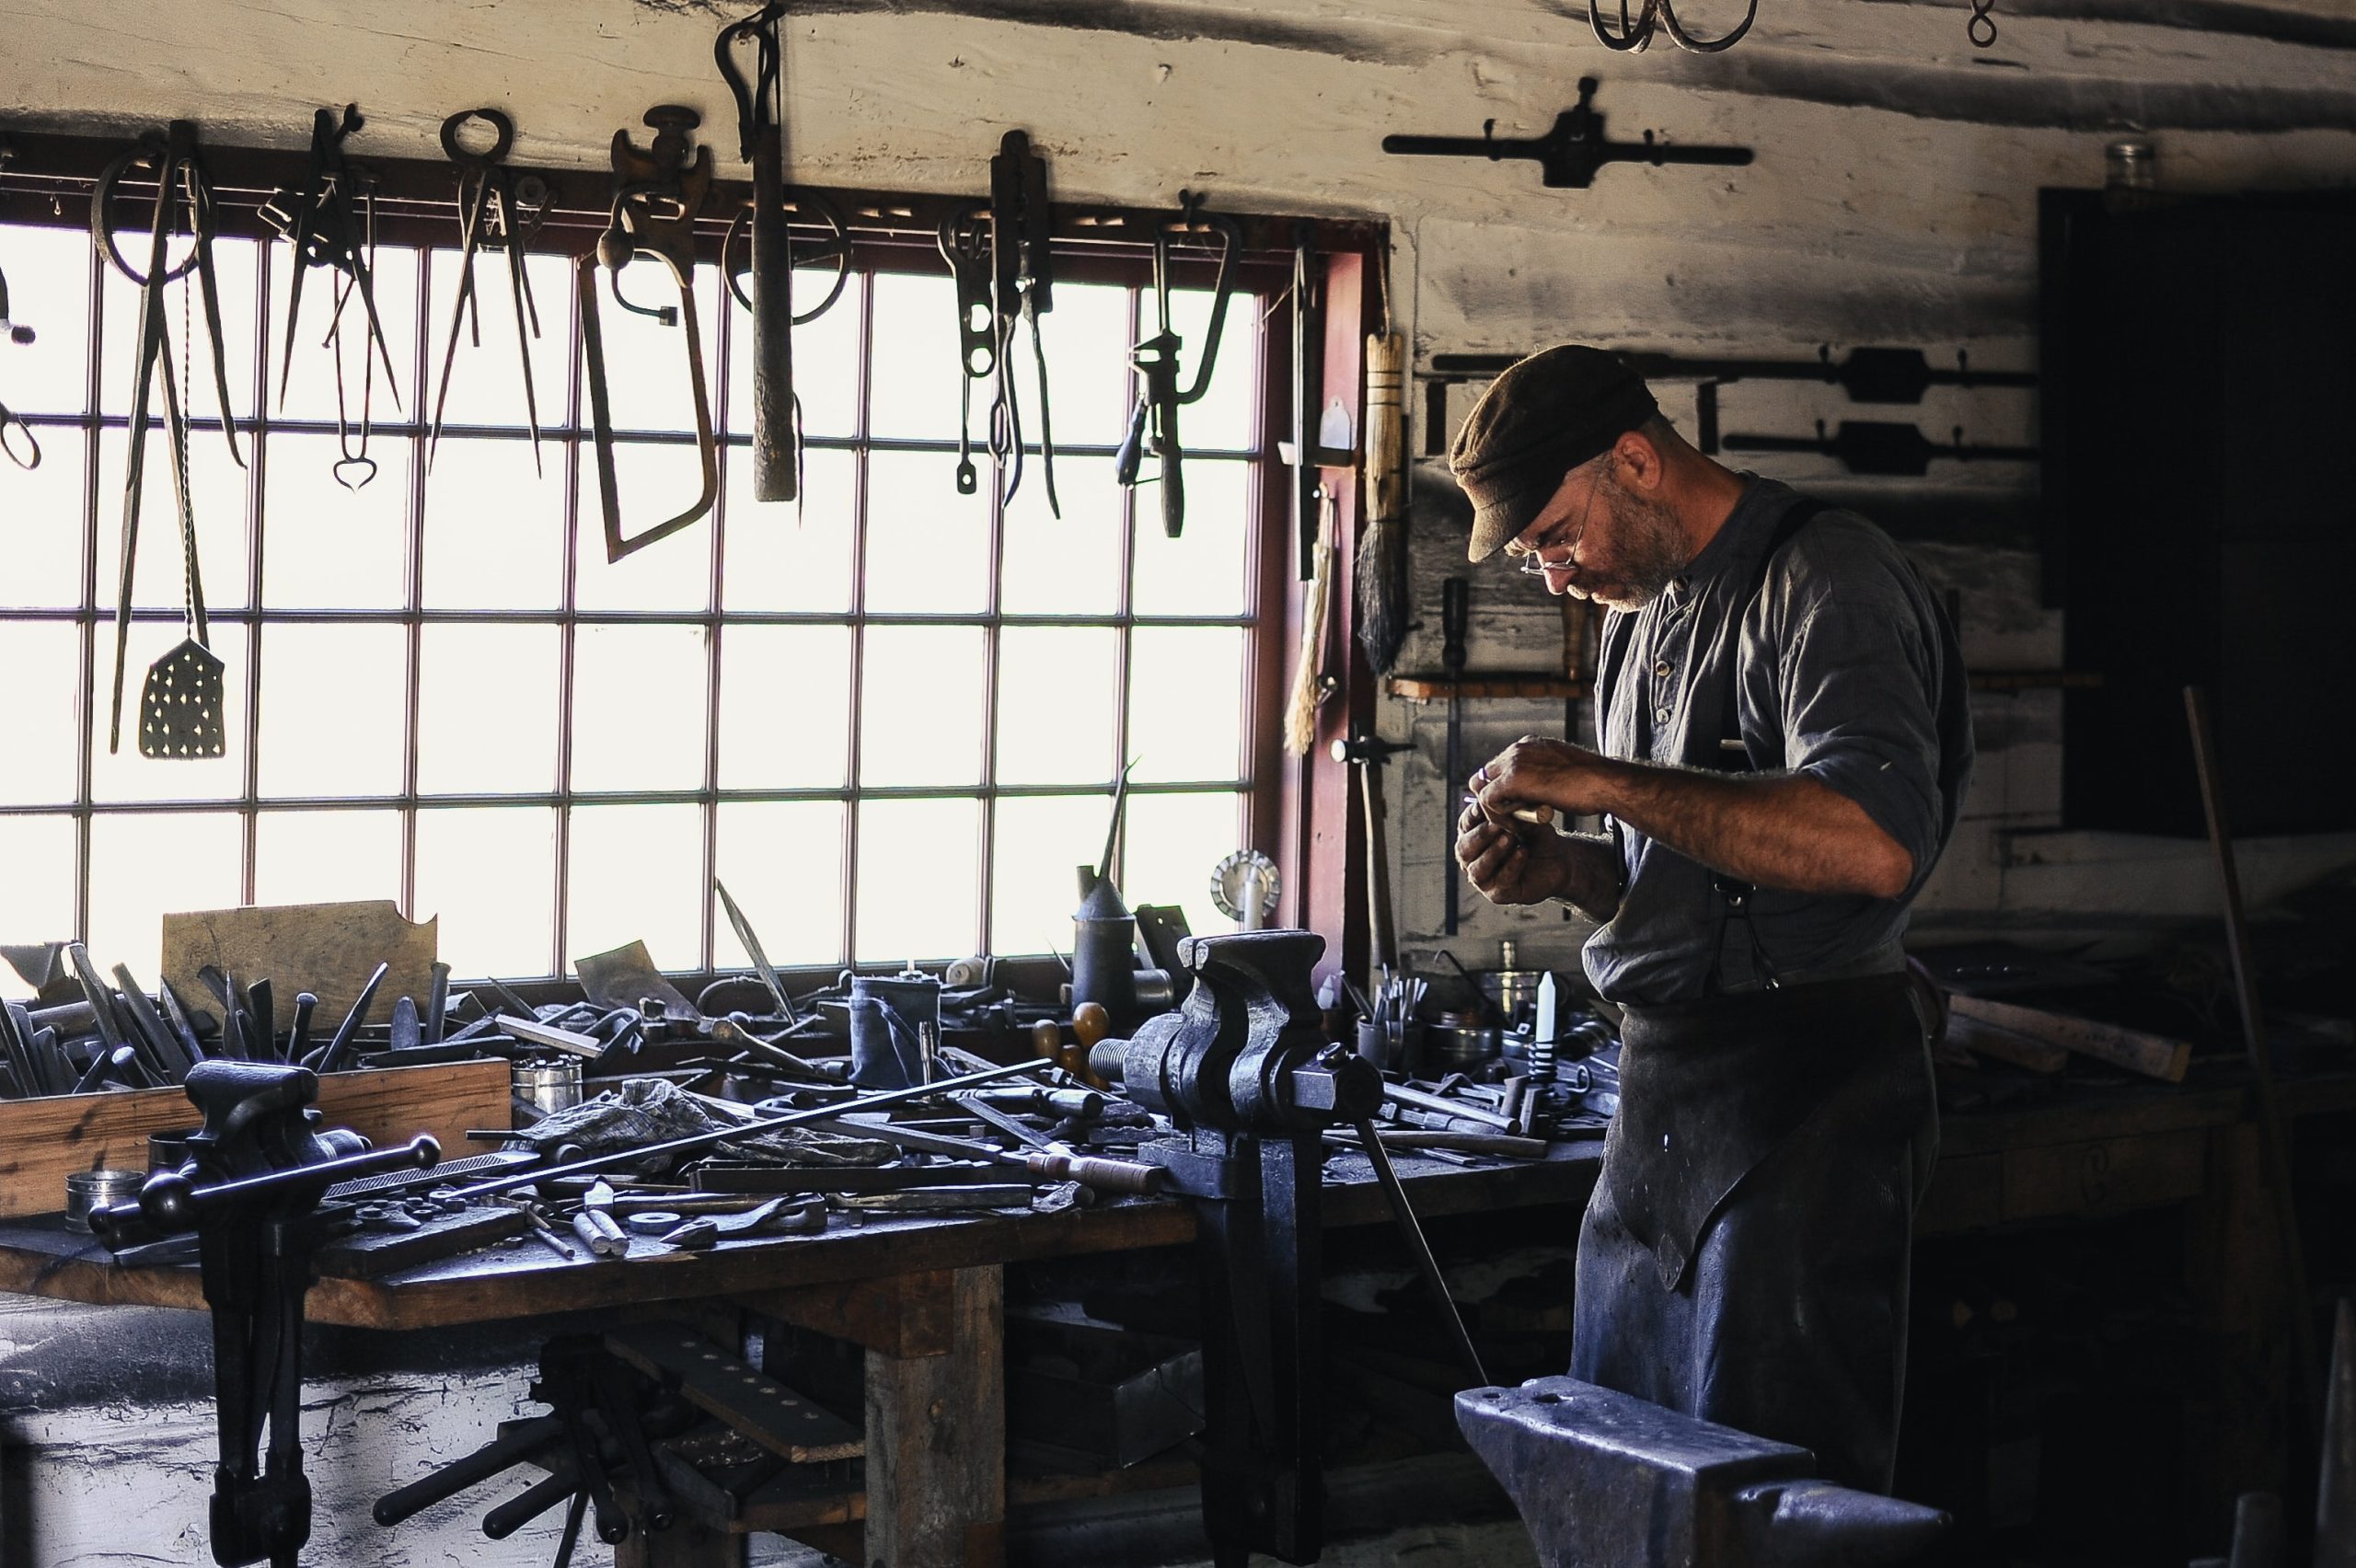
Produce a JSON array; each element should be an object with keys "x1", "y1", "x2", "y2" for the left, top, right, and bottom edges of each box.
[
  {"x1": 239, "y1": 239, "x2": 271, "y2": 906},
  {"x1": 701, "y1": 259, "x2": 733, "y2": 975},
  {"x1": 398, "y1": 243, "x2": 432, "y2": 922},
  {"x1": 73, "y1": 216, "x2": 105, "y2": 945},
  {"x1": 842, "y1": 271, "x2": 875, "y2": 966},
  {"x1": 551, "y1": 251, "x2": 585, "y2": 981}
]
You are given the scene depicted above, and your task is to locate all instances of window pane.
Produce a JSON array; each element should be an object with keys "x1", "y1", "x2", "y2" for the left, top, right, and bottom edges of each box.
[
  {"x1": 418, "y1": 624, "x2": 560, "y2": 794},
  {"x1": 254, "y1": 808, "x2": 401, "y2": 905},
  {"x1": 1122, "y1": 790, "x2": 1246, "y2": 939},
  {"x1": 1036, "y1": 282, "x2": 1136, "y2": 450},
  {"x1": 95, "y1": 428, "x2": 251, "y2": 613},
  {"x1": 1131, "y1": 457, "x2": 1250, "y2": 617},
  {"x1": 97, "y1": 236, "x2": 260, "y2": 426},
  {"x1": 87, "y1": 809, "x2": 242, "y2": 973},
  {"x1": 580, "y1": 259, "x2": 722, "y2": 435},
  {"x1": 4, "y1": 222, "x2": 94, "y2": 416},
  {"x1": 567, "y1": 802, "x2": 703, "y2": 970},
  {"x1": 261, "y1": 432, "x2": 410, "y2": 609},
  {"x1": 256, "y1": 623, "x2": 406, "y2": 798},
  {"x1": 88, "y1": 622, "x2": 250, "y2": 804},
  {"x1": 573, "y1": 441, "x2": 715, "y2": 613},
  {"x1": 0, "y1": 623, "x2": 81, "y2": 804},
  {"x1": 859, "y1": 626, "x2": 984, "y2": 787},
  {"x1": 417, "y1": 804, "x2": 555, "y2": 977},
  {"x1": 417, "y1": 810, "x2": 553, "y2": 970},
  {"x1": 1000, "y1": 454, "x2": 1123, "y2": 616},
  {"x1": 1127, "y1": 627, "x2": 1244, "y2": 783},
  {"x1": 854, "y1": 796, "x2": 977, "y2": 961},
  {"x1": 868, "y1": 271, "x2": 963, "y2": 441},
  {"x1": 996, "y1": 627, "x2": 1115, "y2": 786},
  {"x1": 725, "y1": 266, "x2": 862, "y2": 441},
  {"x1": 716, "y1": 801, "x2": 844, "y2": 968},
  {"x1": 572, "y1": 624, "x2": 710, "y2": 792},
  {"x1": 991, "y1": 793, "x2": 1114, "y2": 958},
  {"x1": 1167, "y1": 285, "x2": 1259, "y2": 453},
  {"x1": 863, "y1": 452, "x2": 990, "y2": 615},
  {"x1": 719, "y1": 625, "x2": 849, "y2": 790},
  {"x1": 263, "y1": 244, "x2": 422, "y2": 426},
  {"x1": 0, "y1": 430, "x2": 88, "y2": 609},
  {"x1": 422, "y1": 436, "x2": 565, "y2": 610},
  {"x1": 721, "y1": 446, "x2": 854, "y2": 612},
  {"x1": 422, "y1": 248, "x2": 574, "y2": 434},
  {"x1": 0, "y1": 815, "x2": 77, "y2": 988}
]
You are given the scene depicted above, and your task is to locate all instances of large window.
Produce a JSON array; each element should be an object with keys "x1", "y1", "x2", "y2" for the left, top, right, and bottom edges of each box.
[{"x1": 0, "y1": 213, "x2": 1276, "y2": 985}]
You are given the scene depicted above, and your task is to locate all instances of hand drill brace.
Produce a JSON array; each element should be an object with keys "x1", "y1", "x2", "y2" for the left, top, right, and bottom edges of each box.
[{"x1": 91, "y1": 1060, "x2": 437, "y2": 1568}]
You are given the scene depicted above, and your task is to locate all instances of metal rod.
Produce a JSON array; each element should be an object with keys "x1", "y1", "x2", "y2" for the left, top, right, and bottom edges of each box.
[
  {"x1": 1351, "y1": 1117, "x2": 1487, "y2": 1389},
  {"x1": 449, "y1": 1056, "x2": 1055, "y2": 1200},
  {"x1": 2185, "y1": 685, "x2": 2322, "y2": 1446}
]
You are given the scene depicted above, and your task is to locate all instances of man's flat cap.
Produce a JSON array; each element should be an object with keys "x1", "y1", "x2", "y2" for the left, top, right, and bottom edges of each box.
[{"x1": 1449, "y1": 345, "x2": 1657, "y2": 561}]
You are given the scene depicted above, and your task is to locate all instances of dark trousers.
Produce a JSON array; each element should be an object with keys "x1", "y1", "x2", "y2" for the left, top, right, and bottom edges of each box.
[{"x1": 1569, "y1": 1067, "x2": 1936, "y2": 1493}]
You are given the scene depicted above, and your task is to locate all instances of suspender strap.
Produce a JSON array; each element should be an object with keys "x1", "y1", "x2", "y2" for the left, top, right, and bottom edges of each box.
[{"x1": 1715, "y1": 495, "x2": 1834, "y2": 772}]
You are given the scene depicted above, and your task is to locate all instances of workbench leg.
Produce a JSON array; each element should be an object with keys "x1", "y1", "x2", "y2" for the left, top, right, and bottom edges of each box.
[
  {"x1": 615, "y1": 1516, "x2": 743, "y2": 1568},
  {"x1": 2186, "y1": 1124, "x2": 2292, "y2": 1539},
  {"x1": 862, "y1": 1262, "x2": 1005, "y2": 1568}
]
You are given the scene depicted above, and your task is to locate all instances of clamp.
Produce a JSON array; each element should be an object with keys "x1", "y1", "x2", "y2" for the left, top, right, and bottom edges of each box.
[
  {"x1": 1094, "y1": 930, "x2": 1484, "y2": 1565},
  {"x1": 90, "y1": 1060, "x2": 437, "y2": 1567}
]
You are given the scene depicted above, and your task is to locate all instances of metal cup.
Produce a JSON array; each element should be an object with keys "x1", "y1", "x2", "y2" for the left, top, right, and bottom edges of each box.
[
  {"x1": 64, "y1": 1169, "x2": 144, "y2": 1233},
  {"x1": 513, "y1": 1058, "x2": 583, "y2": 1118}
]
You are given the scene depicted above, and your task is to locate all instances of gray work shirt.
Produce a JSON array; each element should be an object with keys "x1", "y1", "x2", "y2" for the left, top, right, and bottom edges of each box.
[{"x1": 1582, "y1": 478, "x2": 1972, "y2": 1005}]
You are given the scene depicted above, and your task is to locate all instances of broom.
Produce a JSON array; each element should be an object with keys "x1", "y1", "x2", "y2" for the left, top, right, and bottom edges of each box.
[
  {"x1": 1284, "y1": 488, "x2": 1337, "y2": 756},
  {"x1": 1356, "y1": 330, "x2": 1408, "y2": 675}
]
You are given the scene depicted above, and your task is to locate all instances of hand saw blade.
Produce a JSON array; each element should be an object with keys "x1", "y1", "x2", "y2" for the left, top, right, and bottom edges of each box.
[{"x1": 715, "y1": 880, "x2": 797, "y2": 1025}]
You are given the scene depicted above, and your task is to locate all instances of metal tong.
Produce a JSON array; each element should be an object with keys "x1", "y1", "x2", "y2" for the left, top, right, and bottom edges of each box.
[
  {"x1": 1114, "y1": 190, "x2": 1241, "y2": 539},
  {"x1": 715, "y1": 3, "x2": 797, "y2": 502},
  {"x1": 935, "y1": 131, "x2": 1059, "y2": 513},
  {"x1": 578, "y1": 105, "x2": 719, "y2": 562},
  {"x1": 91, "y1": 121, "x2": 246, "y2": 755},
  {"x1": 429, "y1": 108, "x2": 549, "y2": 474},
  {"x1": 262, "y1": 105, "x2": 401, "y2": 411}
]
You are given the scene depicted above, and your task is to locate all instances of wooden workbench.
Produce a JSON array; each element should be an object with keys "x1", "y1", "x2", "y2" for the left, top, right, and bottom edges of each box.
[
  {"x1": 0, "y1": 1142, "x2": 1603, "y2": 1568},
  {"x1": 0, "y1": 1068, "x2": 2344, "y2": 1566}
]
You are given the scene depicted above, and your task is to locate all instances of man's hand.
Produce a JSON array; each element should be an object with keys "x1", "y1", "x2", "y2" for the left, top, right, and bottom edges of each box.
[
  {"x1": 1454, "y1": 797, "x2": 1571, "y2": 906},
  {"x1": 1472, "y1": 735, "x2": 1621, "y2": 822}
]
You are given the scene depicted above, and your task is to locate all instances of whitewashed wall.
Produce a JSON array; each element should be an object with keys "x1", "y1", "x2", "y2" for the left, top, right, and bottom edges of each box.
[{"x1": 6, "y1": 3, "x2": 2356, "y2": 1559}]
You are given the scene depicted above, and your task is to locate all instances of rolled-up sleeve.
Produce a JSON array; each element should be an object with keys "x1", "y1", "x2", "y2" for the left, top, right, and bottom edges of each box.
[{"x1": 1777, "y1": 595, "x2": 1946, "y2": 898}]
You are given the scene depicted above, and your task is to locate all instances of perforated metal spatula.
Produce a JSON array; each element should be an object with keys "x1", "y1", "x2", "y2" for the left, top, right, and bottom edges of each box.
[
  {"x1": 136, "y1": 387, "x2": 226, "y2": 760},
  {"x1": 140, "y1": 635, "x2": 225, "y2": 757}
]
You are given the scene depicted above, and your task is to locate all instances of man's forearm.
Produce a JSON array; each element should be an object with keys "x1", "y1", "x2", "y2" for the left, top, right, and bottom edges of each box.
[
  {"x1": 1590, "y1": 759, "x2": 1913, "y2": 900},
  {"x1": 1551, "y1": 832, "x2": 1625, "y2": 921}
]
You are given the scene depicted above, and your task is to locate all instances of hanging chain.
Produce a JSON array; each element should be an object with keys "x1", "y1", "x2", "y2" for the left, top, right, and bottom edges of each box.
[{"x1": 1968, "y1": 0, "x2": 1998, "y2": 47}]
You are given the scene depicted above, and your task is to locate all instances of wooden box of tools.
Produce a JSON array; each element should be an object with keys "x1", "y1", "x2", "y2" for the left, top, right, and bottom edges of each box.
[{"x1": 0, "y1": 1058, "x2": 510, "y2": 1220}]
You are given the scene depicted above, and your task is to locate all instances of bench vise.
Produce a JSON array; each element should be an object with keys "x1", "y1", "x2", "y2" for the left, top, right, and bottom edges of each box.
[
  {"x1": 92, "y1": 1059, "x2": 438, "y2": 1567},
  {"x1": 1457, "y1": 1377, "x2": 1947, "y2": 1567},
  {"x1": 1097, "y1": 929, "x2": 1382, "y2": 1565}
]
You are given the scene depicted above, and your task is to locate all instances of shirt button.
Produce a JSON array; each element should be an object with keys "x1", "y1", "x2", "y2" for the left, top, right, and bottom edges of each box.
[
  {"x1": 1655, "y1": 706, "x2": 1671, "y2": 724},
  {"x1": 1653, "y1": 660, "x2": 1673, "y2": 678}
]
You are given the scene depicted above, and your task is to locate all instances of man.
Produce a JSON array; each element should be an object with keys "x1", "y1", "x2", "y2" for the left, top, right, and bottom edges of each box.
[{"x1": 1448, "y1": 345, "x2": 1972, "y2": 1493}]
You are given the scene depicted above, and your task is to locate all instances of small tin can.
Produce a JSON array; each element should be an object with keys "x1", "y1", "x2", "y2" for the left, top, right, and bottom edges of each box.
[
  {"x1": 64, "y1": 1169, "x2": 145, "y2": 1233},
  {"x1": 513, "y1": 1058, "x2": 583, "y2": 1118}
]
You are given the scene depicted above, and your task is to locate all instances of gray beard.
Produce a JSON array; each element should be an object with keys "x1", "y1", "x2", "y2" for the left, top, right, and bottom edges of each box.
[{"x1": 1595, "y1": 486, "x2": 1690, "y2": 610}]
